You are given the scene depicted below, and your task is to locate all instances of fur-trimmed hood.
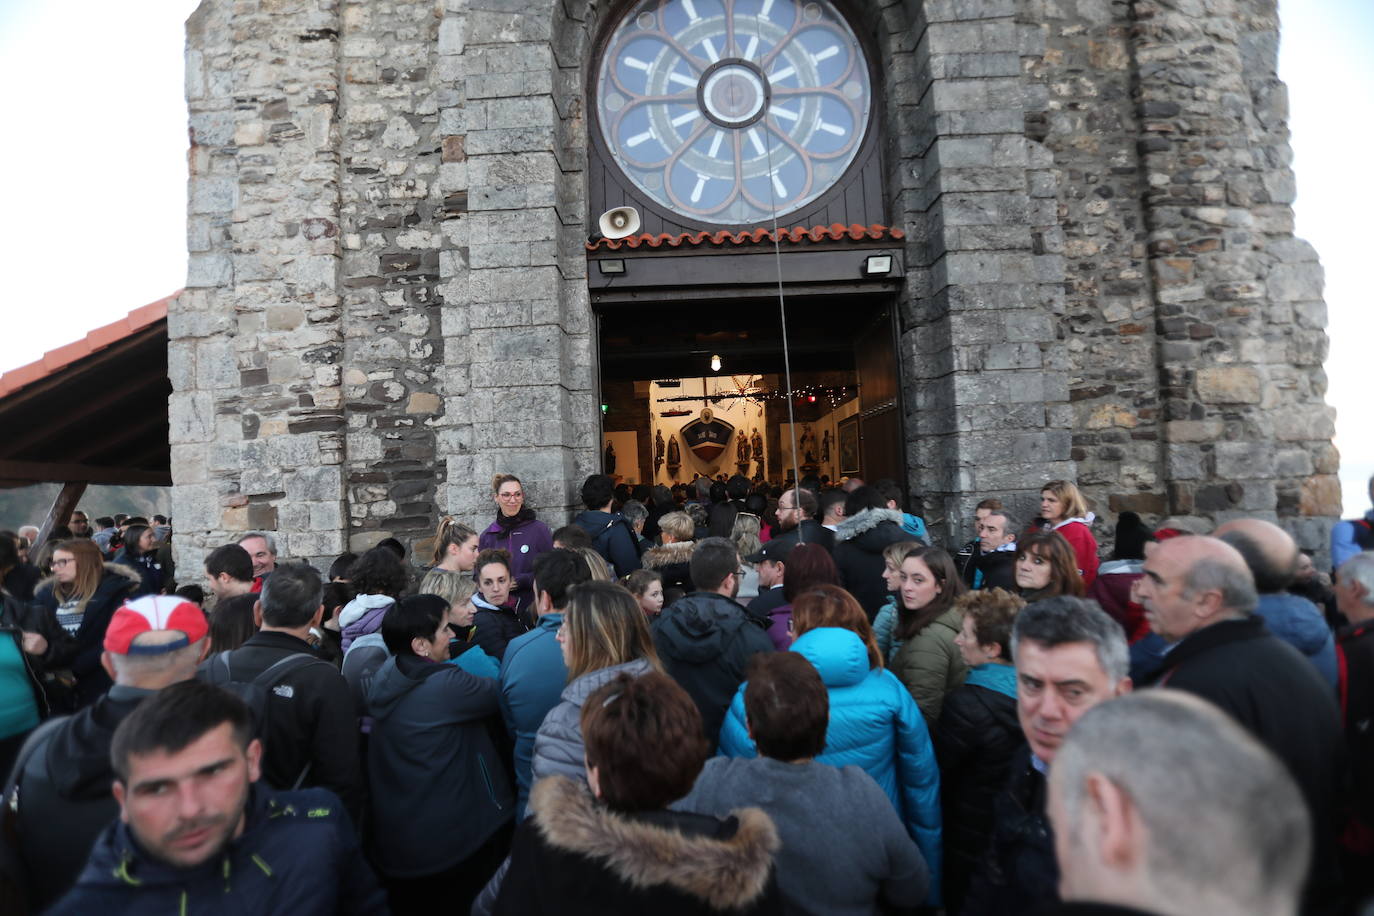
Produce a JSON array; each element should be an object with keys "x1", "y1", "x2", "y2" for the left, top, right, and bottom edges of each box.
[
  {"x1": 835, "y1": 507, "x2": 906, "y2": 543},
  {"x1": 641, "y1": 540, "x2": 694, "y2": 570},
  {"x1": 529, "y1": 775, "x2": 779, "y2": 911}
]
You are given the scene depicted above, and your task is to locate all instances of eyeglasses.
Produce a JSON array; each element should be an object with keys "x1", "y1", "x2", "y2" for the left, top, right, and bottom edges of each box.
[
  {"x1": 776, "y1": 504, "x2": 797, "y2": 512},
  {"x1": 51, "y1": 558, "x2": 74, "y2": 568},
  {"x1": 498, "y1": 492, "x2": 524, "y2": 500}
]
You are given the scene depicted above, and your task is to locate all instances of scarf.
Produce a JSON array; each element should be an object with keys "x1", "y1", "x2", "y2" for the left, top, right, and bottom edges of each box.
[{"x1": 495, "y1": 506, "x2": 536, "y2": 533}]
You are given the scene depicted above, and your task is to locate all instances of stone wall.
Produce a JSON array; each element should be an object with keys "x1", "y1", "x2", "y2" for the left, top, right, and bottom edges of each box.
[{"x1": 176, "y1": 0, "x2": 1336, "y2": 568}]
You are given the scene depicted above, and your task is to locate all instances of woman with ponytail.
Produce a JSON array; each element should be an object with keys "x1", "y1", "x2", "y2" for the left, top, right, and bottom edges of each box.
[{"x1": 477, "y1": 474, "x2": 553, "y2": 616}]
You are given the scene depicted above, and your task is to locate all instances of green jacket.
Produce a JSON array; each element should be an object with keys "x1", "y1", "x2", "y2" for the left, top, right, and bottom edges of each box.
[{"x1": 892, "y1": 606, "x2": 968, "y2": 726}]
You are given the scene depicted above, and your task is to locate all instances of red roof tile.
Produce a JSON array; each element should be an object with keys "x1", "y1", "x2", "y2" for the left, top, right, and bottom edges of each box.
[
  {"x1": 587, "y1": 222, "x2": 904, "y2": 252},
  {"x1": 0, "y1": 292, "x2": 178, "y2": 399}
]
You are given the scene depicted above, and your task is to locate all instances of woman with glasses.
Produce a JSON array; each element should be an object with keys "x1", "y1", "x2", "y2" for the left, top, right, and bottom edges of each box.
[
  {"x1": 33, "y1": 538, "x2": 140, "y2": 708},
  {"x1": 478, "y1": 474, "x2": 553, "y2": 616},
  {"x1": 530, "y1": 581, "x2": 663, "y2": 792}
]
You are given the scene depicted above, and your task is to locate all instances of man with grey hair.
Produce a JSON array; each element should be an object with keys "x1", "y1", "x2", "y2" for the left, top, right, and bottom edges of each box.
[
  {"x1": 1044, "y1": 690, "x2": 1310, "y2": 916},
  {"x1": 1335, "y1": 551, "x2": 1374, "y2": 892},
  {"x1": 972, "y1": 507, "x2": 1020, "y2": 590},
  {"x1": 1133, "y1": 535, "x2": 1343, "y2": 911},
  {"x1": 237, "y1": 530, "x2": 277, "y2": 589},
  {"x1": 198, "y1": 563, "x2": 364, "y2": 822},
  {"x1": 963, "y1": 597, "x2": 1131, "y2": 915}
]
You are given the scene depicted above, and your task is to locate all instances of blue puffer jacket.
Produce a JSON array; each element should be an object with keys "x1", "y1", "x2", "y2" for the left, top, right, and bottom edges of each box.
[{"x1": 719, "y1": 627, "x2": 943, "y2": 904}]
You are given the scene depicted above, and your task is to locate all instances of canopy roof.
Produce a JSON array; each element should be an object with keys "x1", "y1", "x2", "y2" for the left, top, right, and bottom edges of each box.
[{"x1": 0, "y1": 294, "x2": 175, "y2": 489}]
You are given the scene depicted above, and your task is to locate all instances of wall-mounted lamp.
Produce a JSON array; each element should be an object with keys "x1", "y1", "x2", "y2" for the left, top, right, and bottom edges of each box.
[
  {"x1": 710, "y1": 354, "x2": 722, "y2": 372},
  {"x1": 599, "y1": 259, "x2": 626, "y2": 275},
  {"x1": 864, "y1": 254, "x2": 893, "y2": 276}
]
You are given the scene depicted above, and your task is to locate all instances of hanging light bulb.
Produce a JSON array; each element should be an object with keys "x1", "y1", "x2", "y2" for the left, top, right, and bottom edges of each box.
[{"x1": 710, "y1": 354, "x2": 722, "y2": 372}]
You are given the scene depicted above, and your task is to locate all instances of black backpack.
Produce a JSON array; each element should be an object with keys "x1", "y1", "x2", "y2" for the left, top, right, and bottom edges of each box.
[{"x1": 201, "y1": 651, "x2": 332, "y2": 790}]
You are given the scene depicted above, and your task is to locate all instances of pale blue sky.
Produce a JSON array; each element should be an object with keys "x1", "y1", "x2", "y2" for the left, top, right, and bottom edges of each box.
[{"x1": 0, "y1": 0, "x2": 1369, "y2": 512}]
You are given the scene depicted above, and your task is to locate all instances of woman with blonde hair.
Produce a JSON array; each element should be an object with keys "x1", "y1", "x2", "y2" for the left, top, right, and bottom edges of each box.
[
  {"x1": 719, "y1": 584, "x2": 943, "y2": 906},
  {"x1": 1039, "y1": 479, "x2": 1099, "y2": 587},
  {"x1": 572, "y1": 546, "x2": 613, "y2": 582},
  {"x1": 33, "y1": 538, "x2": 140, "y2": 707},
  {"x1": 426, "y1": 576, "x2": 499, "y2": 679},
  {"x1": 873, "y1": 539, "x2": 922, "y2": 663},
  {"x1": 430, "y1": 517, "x2": 481, "y2": 573},
  {"x1": 478, "y1": 474, "x2": 554, "y2": 615},
  {"x1": 640, "y1": 509, "x2": 696, "y2": 602},
  {"x1": 530, "y1": 581, "x2": 663, "y2": 790},
  {"x1": 731, "y1": 512, "x2": 763, "y2": 600}
]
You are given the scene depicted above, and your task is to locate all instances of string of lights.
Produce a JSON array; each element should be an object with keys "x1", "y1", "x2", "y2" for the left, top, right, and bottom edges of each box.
[{"x1": 654, "y1": 383, "x2": 860, "y2": 408}]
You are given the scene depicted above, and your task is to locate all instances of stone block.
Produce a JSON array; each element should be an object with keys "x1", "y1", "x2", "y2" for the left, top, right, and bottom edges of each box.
[
  {"x1": 1196, "y1": 367, "x2": 1261, "y2": 404},
  {"x1": 1299, "y1": 475, "x2": 1341, "y2": 517},
  {"x1": 1214, "y1": 441, "x2": 1274, "y2": 480}
]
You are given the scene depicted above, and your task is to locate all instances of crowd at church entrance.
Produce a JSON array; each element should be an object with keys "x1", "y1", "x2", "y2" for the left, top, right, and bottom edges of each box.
[{"x1": 1, "y1": 469, "x2": 1374, "y2": 916}]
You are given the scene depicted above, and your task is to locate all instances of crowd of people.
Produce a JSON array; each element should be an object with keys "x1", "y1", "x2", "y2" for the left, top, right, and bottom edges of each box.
[{"x1": 0, "y1": 469, "x2": 1372, "y2": 916}]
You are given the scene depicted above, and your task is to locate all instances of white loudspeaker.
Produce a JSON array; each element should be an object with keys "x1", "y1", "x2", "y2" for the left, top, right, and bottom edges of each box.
[{"x1": 598, "y1": 206, "x2": 641, "y2": 239}]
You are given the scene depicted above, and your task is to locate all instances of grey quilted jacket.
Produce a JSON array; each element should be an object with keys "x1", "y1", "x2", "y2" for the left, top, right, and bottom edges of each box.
[{"x1": 530, "y1": 657, "x2": 655, "y2": 789}]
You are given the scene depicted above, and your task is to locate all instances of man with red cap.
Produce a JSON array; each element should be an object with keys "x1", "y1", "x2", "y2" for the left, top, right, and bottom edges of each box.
[{"x1": 0, "y1": 595, "x2": 209, "y2": 912}]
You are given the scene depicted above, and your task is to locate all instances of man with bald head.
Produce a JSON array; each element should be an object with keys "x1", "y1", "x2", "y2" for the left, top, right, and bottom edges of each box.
[
  {"x1": 1133, "y1": 535, "x2": 1344, "y2": 911},
  {"x1": 1214, "y1": 518, "x2": 1337, "y2": 688}
]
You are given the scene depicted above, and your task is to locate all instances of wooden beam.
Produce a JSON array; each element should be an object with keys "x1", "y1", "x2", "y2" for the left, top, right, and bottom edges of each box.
[
  {"x1": 0, "y1": 460, "x2": 171, "y2": 487},
  {"x1": 35, "y1": 481, "x2": 88, "y2": 546}
]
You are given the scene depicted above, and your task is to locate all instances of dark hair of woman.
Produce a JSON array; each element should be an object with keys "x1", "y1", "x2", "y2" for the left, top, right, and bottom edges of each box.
[
  {"x1": 782, "y1": 543, "x2": 840, "y2": 603},
  {"x1": 894, "y1": 545, "x2": 967, "y2": 642},
  {"x1": 347, "y1": 546, "x2": 408, "y2": 598},
  {"x1": 1014, "y1": 529, "x2": 1086, "y2": 600}
]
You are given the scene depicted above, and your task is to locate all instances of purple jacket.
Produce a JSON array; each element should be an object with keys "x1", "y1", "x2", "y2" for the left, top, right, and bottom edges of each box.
[
  {"x1": 766, "y1": 603, "x2": 793, "y2": 651},
  {"x1": 479, "y1": 516, "x2": 554, "y2": 612}
]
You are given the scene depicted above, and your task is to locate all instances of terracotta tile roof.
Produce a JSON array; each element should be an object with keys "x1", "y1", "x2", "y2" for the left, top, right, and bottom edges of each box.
[
  {"x1": 0, "y1": 292, "x2": 178, "y2": 399},
  {"x1": 587, "y1": 222, "x2": 904, "y2": 252}
]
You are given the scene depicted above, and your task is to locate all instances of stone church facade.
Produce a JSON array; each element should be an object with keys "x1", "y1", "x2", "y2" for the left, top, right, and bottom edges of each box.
[{"x1": 171, "y1": 0, "x2": 1336, "y2": 570}]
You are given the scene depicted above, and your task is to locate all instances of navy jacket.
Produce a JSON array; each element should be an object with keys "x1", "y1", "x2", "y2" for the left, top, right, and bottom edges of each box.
[
  {"x1": 46, "y1": 786, "x2": 386, "y2": 916},
  {"x1": 572, "y1": 509, "x2": 642, "y2": 576},
  {"x1": 366, "y1": 653, "x2": 513, "y2": 878}
]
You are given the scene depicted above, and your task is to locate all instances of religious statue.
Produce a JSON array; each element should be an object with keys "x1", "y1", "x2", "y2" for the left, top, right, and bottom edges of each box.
[
  {"x1": 750, "y1": 427, "x2": 763, "y2": 460},
  {"x1": 654, "y1": 429, "x2": 665, "y2": 471},
  {"x1": 821, "y1": 429, "x2": 831, "y2": 464},
  {"x1": 736, "y1": 428, "x2": 750, "y2": 465},
  {"x1": 604, "y1": 440, "x2": 616, "y2": 475},
  {"x1": 667, "y1": 434, "x2": 681, "y2": 469},
  {"x1": 800, "y1": 424, "x2": 818, "y2": 466}
]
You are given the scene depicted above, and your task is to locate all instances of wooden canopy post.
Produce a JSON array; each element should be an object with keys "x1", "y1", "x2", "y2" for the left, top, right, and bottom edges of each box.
[{"x1": 35, "y1": 481, "x2": 88, "y2": 547}]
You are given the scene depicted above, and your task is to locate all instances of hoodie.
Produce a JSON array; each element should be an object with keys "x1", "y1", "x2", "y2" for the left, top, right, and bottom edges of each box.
[
  {"x1": 338, "y1": 594, "x2": 394, "y2": 654},
  {"x1": 652, "y1": 591, "x2": 774, "y2": 747},
  {"x1": 472, "y1": 592, "x2": 529, "y2": 662},
  {"x1": 572, "y1": 509, "x2": 642, "y2": 577},
  {"x1": 339, "y1": 594, "x2": 395, "y2": 731},
  {"x1": 1256, "y1": 592, "x2": 1338, "y2": 689},
  {"x1": 366, "y1": 653, "x2": 512, "y2": 877},
  {"x1": 46, "y1": 785, "x2": 387, "y2": 916}
]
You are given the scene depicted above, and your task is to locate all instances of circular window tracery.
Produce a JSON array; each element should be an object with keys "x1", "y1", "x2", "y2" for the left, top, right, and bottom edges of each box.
[{"x1": 595, "y1": 0, "x2": 873, "y2": 224}]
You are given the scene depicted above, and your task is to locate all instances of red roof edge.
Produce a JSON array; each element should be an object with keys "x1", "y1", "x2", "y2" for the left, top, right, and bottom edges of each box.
[
  {"x1": 587, "y1": 222, "x2": 905, "y2": 252},
  {"x1": 0, "y1": 291, "x2": 179, "y2": 400}
]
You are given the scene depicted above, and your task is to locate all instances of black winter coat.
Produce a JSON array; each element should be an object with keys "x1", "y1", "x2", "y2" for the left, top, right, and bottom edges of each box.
[
  {"x1": 488, "y1": 775, "x2": 783, "y2": 916},
  {"x1": 768, "y1": 519, "x2": 835, "y2": 554},
  {"x1": 1143, "y1": 614, "x2": 1345, "y2": 910},
  {"x1": 973, "y1": 549, "x2": 1017, "y2": 591},
  {"x1": 3, "y1": 685, "x2": 151, "y2": 912},
  {"x1": 573, "y1": 509, "x2": 642, "y2": 577},
  {"x1": 652, "y1": 591, "x2": 774, "y2": 746},
  {"x1": 1339, "y1": 622, "x2": 1374, "y2": 832},
  {"x1": 933, "y1": 679, "x2": 1025, "y2": 915},
  {"x1": 961, "y1": 745, "x2": 1058, "y2": 916},
  {"x1": 34, "y1": 565, "x2": 141, "y2": 708},
  {"x1": 833, "y1": 509, "x2": 912, "y2": 620},
  {"x1": 472, "y1": 598, "x2": 530, "y2": 662},
  {"x1": 197, "y1": 631, "x2": 366, "y2": 823}
]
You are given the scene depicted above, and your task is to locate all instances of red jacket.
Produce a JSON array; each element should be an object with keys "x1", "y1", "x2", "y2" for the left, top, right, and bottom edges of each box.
[{"x1": 1053, "y1": 520, "x2": 1099, "y2": 588}]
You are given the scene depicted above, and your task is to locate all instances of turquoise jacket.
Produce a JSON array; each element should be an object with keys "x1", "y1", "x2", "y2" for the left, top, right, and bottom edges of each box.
[
  {"x1": 498, "y1": 613, "x2": 567, "y2": 820},
  {"x1": 719, "y1": 627, "x2": 943, "y2": 905}
]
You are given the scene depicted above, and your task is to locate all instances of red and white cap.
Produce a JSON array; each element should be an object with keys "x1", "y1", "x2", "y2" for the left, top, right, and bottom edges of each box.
[{"x1": 103, "y1": 595, "x2": 209, "y2": 655}]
